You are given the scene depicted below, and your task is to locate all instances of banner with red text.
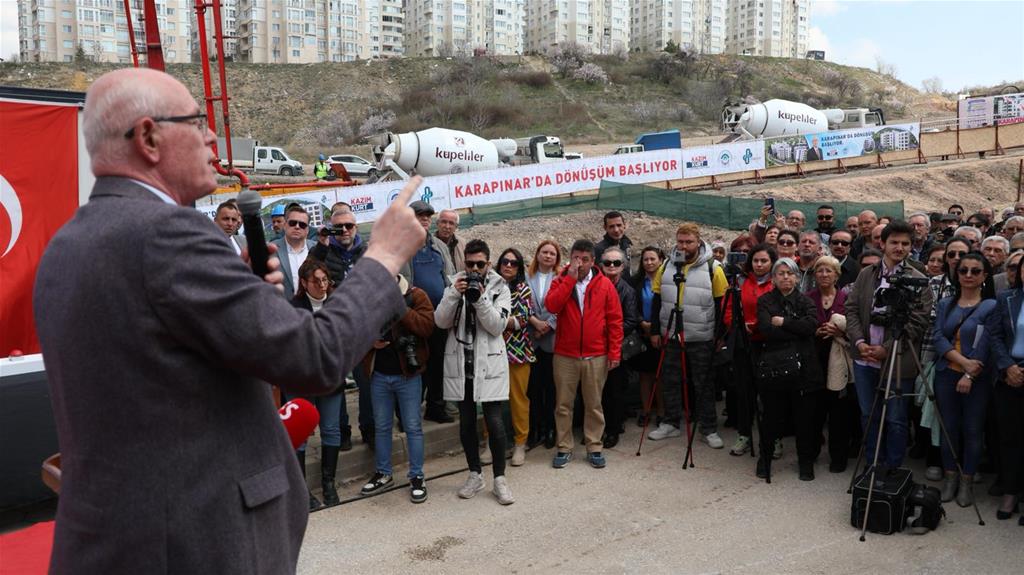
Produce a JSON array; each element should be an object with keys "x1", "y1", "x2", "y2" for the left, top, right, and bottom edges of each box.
[{"x1": 447, "y1": 150, "x2": 682, "y2": 210}]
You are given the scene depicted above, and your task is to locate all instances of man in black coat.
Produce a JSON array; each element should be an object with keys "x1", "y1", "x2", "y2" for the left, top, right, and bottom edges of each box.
[
  {"x1": 594, "y1": 211, "x2": 634, "y2": 281},
  {"x1": 597, "y1": 246, "x2": 638, "y2": 448}
]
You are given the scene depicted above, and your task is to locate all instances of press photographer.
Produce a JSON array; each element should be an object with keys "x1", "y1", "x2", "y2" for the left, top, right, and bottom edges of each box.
[
  {"x1": 359, "y1": 274, "x2": 435, "y2": 503},
  {"x1": 845, "y1": 220, "x2": 933, "y2": 472},
  {"x1": 434, "y1": 240, "x2": 517, "y2": 504}
]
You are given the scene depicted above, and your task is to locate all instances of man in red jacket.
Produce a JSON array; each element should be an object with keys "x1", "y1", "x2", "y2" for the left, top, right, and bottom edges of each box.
[{"x1": 545, "y1": 239, "x2": 624, "y2": 469}]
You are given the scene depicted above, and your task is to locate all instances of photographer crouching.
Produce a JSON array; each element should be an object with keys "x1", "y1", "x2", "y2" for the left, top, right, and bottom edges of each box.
[
  {"x1": 435, "y1": 240, "x2": 517, "y2": 504},
  {"x1": 845, "y1": 220, "x2": 933, "y2": 473}
]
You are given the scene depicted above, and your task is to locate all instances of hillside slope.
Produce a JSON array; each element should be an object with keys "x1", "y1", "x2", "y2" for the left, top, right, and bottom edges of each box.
[{"x1": 0, "y1": 53, "x2": 961, "y2": 163}]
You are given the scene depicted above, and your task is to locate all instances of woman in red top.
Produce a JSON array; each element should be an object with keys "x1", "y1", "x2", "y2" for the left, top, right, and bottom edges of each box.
[{"x1": 722, "y1": 243, "x2": 777, "y2": 455}]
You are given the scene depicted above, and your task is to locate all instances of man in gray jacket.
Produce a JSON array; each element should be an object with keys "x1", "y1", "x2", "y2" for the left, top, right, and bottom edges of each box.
[
  {"x1": 271, "y1": 204, "x2": 316, "y2": 297},
  {"x1": 33, "y1": 68, "x2": 425, "y2": 574}
]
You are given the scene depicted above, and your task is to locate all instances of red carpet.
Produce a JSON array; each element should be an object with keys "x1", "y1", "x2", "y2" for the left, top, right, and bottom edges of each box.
[{"x1": 0, "y1": 521, "x2": 53, "y2": 574}]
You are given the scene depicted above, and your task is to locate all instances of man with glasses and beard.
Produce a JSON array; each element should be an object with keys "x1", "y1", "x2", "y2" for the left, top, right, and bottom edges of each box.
[
  {"x1": 814, "y1": 204, "x2": 836, "y2": 243},
  {"x1": 827, "y1": 229, "x2": 860, "y2": 289},
  {"x1": 272, "y1": 205, "x2": 316, "y2": 297}
]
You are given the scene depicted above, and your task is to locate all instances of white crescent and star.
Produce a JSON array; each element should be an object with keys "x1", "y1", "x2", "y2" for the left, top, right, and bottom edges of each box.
[{"x1": 0, "y1": 174, "x2": 24, "y2": 258}]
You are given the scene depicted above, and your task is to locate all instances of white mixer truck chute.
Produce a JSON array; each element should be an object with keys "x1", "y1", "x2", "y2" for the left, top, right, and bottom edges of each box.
[
  {"x1": 722, "y1": 99, "x2": 885, "y2": 140},
  {"x1": 368, "y1": 127, "x2": 566, "y2": 180}
]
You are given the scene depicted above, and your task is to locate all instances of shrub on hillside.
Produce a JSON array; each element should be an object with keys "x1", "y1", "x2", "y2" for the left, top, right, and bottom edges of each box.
[
  {"x1": 551, "y1": 42, "x2": 588, "y2": 77},
  {"x1": 358, "y1": 110, "x2": 396, "y2": 139},
  {"x1": 506, "y1": 70, "x2": 553, "y2": 88},
  {"x1": 572, "y1": 63, "x2": 608, "y2": 85}
]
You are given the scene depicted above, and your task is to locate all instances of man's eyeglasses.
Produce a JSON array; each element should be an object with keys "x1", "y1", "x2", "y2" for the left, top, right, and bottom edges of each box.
[
  {"x1": 499, "y1": 258, "x2": 520, "y2": 268},
  {"x1": 830, "y1": 239, "x2": 851, "y2": 246},
  {"x1": 601, "y1": 259, "x2": 624, "y2": 267},
  {"x1": 287, "y1": 219, "x2": 308, "y2": 229},
  {"x1": 124, "y1": 113, "x2": 208, "y2": 139},
  {"x1": 466, "y1": 261, "x2": 488, "y2": 270}
]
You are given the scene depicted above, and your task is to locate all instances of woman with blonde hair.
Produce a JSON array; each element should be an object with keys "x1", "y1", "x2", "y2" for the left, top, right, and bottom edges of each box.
[{"x1": 526, "y1": 240, "x2": 562, "y2": 449}]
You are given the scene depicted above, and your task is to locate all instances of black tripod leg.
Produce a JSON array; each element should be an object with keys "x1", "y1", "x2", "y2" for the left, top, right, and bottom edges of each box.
[{"x1": 847, "y1": 389, "x2": 882, "y2": 494}]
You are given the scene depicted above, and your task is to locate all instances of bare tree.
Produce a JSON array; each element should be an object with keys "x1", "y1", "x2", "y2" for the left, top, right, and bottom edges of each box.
[
  {"x1": 875, "y1": 56, "x2": 897, "y2": 79},
  {"x1": 921, "y1": 76, "x2": 944, "y2": 94}
]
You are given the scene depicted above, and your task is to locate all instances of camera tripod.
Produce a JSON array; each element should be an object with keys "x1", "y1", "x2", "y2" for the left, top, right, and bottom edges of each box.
[
  {"x1": 847, "y1": 324, "x2": 985, "y2": 541},
  {"x1": 636, "y1": 266, "x2": 697, "y2": 469}
]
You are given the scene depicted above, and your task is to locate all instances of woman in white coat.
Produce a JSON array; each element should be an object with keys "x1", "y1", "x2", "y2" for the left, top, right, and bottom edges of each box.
[{"x1": 435, "y1": 239, "x2": 515, "y2": 505}]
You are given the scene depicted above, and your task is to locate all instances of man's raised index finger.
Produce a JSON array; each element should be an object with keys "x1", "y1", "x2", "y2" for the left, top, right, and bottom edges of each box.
[{"x1": 392, "y1": 175, "x2": 423, "y2": 208}]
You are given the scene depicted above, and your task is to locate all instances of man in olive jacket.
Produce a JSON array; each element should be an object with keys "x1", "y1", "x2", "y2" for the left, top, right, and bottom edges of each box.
[{"x1": 844, "y1": 220, "x2": 933, "y2": 471}]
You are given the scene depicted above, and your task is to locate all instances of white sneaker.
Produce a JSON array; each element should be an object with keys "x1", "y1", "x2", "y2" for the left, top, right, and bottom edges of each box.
[
  {"x1": 510, "y1": 444, "x2": 526, "y2": 466},
  {"x1": 457, "y1": 471, "x2": 485, "y2": 499},
  {"x1": 492, "y1": 475, "x2": 515, "y2": 505},
  {"x1": 479, "y1": 446, "x2": 493, "y2": 464},
  {"x1": 704, "y1": 432, "x2": 724, "y2": 449},
  {"x1": 925, "y1": 466, "x2": 943, "y2": 482},
  {"x1": 730, "y1": 435, "x2": 751, "y2": 455},
  {"x1": 648, "y1": 422, "x2": 682, "y2": 440}
]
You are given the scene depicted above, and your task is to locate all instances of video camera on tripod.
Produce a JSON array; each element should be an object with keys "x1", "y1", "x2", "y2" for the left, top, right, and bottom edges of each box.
[
  {"x1": 724, "y1": 252, "x2": 747, "y2": 280},
  {"x1": 870, "y1": 271, "x2": 930, "y2": 328}
]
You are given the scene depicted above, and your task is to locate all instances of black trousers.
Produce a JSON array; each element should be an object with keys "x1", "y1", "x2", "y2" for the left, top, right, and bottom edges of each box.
[
  {"x1": 528, "y1": 349, "x2": 556, "y2": 437},
  {"x1": 422, "y1": 327, "x2": 447, "y2": 411},
  {"x1": 820, "y1": 388, "x2": 861, "y2": 464},
  {"x1": 761, "y1": 388, "x2": 821, "y2": 466},
  {"x1": 458, "y1": 376, "x2": 507, "y2": 477},
  {"x1": 601, "y1": 365, "x2": 628, "y2": 436},
  {"x1": 995, "y1": 382, "x2": 1024, "y2": 495}
]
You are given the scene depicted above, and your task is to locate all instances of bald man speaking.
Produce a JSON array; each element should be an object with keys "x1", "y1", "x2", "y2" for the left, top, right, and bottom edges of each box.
[{"x1": 33, "y1": 68, "x2": 425, "y2": 573}]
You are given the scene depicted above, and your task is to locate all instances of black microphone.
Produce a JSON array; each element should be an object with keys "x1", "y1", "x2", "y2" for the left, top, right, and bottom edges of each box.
[{"x1": 236, "y1": 188, "x2": 269, "y2": 278}]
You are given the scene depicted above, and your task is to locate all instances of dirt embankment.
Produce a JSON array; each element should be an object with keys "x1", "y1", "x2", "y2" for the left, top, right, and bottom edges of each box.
[{"x1": 460, "y1": 152, "x2": 1024, "y2": 260}]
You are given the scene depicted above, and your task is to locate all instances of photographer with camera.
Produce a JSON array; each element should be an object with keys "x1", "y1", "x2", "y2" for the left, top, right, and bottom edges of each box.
[
  {"x1": 358, "y1": 274, "x2": 435, "y2": 503},
  {"x1": 721, "y1": 243, "x2": 778, "y2": 457},
  {"x1": 647, "y1": 224, "x2": 728, "y2": 449},
  {"x1": 845, "y1": 220, "x2": 933, "y2": 472},
  {"x1": 435, "y1": 240, "x2": 516, "y2": 504},
  {"x1": 309, "y1": 202, "x2": 376, "y2": 448}
]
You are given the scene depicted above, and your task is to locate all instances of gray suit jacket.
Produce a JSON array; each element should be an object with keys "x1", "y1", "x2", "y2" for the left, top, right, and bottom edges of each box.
[
  {"x1": 271, "y1": 236, "x2": 317, "y2": 297},
  {"x1": 33, "y1": 177, "x2": 405, "y2": 574}
]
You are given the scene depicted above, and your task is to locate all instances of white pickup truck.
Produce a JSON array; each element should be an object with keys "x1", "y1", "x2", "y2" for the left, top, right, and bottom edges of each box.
[{"x1": 217, "y1": 137, "x2": 304, "y2": 176}]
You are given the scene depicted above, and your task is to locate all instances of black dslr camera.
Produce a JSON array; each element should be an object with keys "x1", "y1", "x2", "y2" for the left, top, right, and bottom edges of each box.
[
  {"x1": 465, "y1": 272, "x2": 484, "y2": 303},
  {"x1": 871, "y1": 272, "x2": 930, "y2": 327},
  {"x1": 394, "y1": 335, "x2": 420, "y2": 370}
]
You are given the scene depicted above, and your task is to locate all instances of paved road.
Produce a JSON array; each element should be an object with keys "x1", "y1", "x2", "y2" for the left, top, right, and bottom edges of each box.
[{"x1": 298, "y1": 421, "x2": 1019, "y2": 574}]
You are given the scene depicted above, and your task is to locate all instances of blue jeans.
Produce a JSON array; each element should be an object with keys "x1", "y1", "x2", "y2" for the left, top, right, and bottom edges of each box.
[
  {"x1": 853, "y1": 363, "x2": 913, "y2": 469},
  {"x1": 934, "y1": 368, "x2": 991, "y2": 475},
  {"x1": 283, "y1": 391, "x2": 343, "y2": 448},
  {"x1": 371, "y1": 372, "x2": 424, "y2": 478}
]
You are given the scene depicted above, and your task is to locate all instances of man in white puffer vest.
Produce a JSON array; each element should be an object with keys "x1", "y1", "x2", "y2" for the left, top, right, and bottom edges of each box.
[{"x1": 647, "y1": 223, "x2": 728, "y2": 449}]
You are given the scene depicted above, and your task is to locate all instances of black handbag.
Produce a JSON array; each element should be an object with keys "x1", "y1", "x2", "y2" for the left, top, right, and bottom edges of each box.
[
  {"x1": 755, "y1": 348, "x2": 802, "y2": 391},
  {"x1": 620, "y1": 331, "x2": 647, "y2": 361}
]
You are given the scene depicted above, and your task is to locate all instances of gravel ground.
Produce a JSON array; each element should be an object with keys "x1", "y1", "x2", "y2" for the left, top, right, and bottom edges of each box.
[{"x1": 298, "y1": 420, "x2": 1019, "y2": 574}]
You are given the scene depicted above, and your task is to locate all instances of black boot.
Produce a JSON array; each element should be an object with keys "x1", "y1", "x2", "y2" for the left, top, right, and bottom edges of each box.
[
  {"x1": 339, "y1": 426, "x2": 353, "y2": 452},
  {"x1": 360, "y1": 425, "x2": 375, "y2": 451},
  {"x1": 297, "y1": 450, "x2": 322, "y2": 511},
  {"x1": 321, "y1": 445, "x2": 341, "y2": 507}
]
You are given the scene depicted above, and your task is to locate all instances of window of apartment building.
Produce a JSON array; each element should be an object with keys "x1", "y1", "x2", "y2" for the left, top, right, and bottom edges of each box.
[
  {"x1": 272, "y1": 36, "x2": 280, "y2": 46},
  {"x1": 291, "y1": 49, "x2": 300, "y2": 57},
  {"x1": 289, "y1": 36, "x2": 301, "y2": 47},
  {"x1": 273, "y1": 23, "x2": 280, "y2": 31},
  {"x1": 273, "y1": 10, "x2": 281, "y2": 18},
  {"x1": 63, "y1": 40, "x2": 73, "y2": 48},
  {"x1": 62, "y1": 24, "x2": 72, "y2": 33},
  {"x1": 39, "y1": 40, "x2": 47, "y2": 49},
  {"x1": 64, "y1": 55, "x2": 73, "y2": 62}
]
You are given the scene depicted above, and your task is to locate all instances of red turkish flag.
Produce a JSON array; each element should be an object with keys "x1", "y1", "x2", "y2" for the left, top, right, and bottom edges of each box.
[{"x1": 0, "y1": 101, "x2": 80, "y2": 357}]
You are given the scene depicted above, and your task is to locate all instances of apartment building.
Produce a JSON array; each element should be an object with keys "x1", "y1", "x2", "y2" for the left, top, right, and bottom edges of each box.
[
  {"x1": 192, "y1": 0, "x2": 238, "y2": 61},
  {"x1": 630, "y1": 0, "x2": 726, "y2": 54},
  {"x1": 404, "y1": 0, "x2": 523, "y2": 57},
  {"x1": 18, "y1": 0, "x2": 192, "y2": 64},
  {"x1": 725, "y1": 0, "x2": 808, "y2": 58},
  {"x1": 235, "y1": 0, "x2": 402, "y2": 63},
  {"x1": 524, "y1": 0, "x2": 630, "y2": 55}
]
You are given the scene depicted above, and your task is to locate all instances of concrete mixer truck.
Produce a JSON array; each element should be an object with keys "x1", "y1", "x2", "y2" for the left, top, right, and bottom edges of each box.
[
  {"x1": 368, "y1": 127, "x2": 568, "y2": 180},
  {"x1": 721, "y1": 99, "x2": 885, "y2": 140}
]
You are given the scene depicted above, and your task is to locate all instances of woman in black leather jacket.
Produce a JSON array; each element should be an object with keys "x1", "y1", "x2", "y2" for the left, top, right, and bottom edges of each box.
[{"x1": 756, "y1": 257, "x2": 824, "y2": 482}]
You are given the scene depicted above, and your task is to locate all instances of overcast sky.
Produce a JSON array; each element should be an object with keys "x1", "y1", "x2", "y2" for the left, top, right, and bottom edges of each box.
[{"x1": 1, "y1": 0, "x2": 1021, "y2": 92}]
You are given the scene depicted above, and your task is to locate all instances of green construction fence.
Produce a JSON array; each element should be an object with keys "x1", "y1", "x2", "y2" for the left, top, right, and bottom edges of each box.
[{"x1": 452, "y1": 181, "x2": 905, "y2": 231}]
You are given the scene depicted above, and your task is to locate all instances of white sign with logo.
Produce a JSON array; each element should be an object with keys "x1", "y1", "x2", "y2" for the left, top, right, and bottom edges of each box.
[
  {"x1": 682, "y1": 141, "x2": 766, "y2": 178},
  {"x1": 447, "y1": 149, "x2": 682, "y2": 209},
  {"x1": 337, "y1": 175, "x2": 452, "y2": 223}
]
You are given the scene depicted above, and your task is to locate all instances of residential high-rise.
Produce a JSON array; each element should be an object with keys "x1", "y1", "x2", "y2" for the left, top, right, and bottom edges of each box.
[
  {"x1": 404, "y1": 0, "x2": 523, "y2": 57},
  {"x1": 18, "y1": 0, "x2": 193, "y2": 64},
  {"x1": 725, "y1": 0, "x2": 808, "y2": 58},
  {"x1": 631, "y1": 0, "x2": 724, "y2": 54},
  {"x1": 524, "y1": 0, "x2": 630, "y2": 55},
  {"x1": 235, "y1": 0, "x2": 402, "y2": 63},
  {"x1": 191, "y1": 0, "x2": 238, "y2": 61}
]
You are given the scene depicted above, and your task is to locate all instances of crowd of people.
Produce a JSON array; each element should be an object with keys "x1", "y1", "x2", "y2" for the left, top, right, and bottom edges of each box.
[{"x1": 214, "y1": 195, "x2": 1024, "y2": 525}]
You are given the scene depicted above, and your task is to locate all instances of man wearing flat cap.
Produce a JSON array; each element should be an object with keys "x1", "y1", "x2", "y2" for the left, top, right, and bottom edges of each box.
[{"x1": 403, "y1": 200, "x2": 457, "y2": 423}]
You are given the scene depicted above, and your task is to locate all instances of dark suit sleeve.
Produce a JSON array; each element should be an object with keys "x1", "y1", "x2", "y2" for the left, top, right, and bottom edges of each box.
[
  {"x1": 990, "y1": 295, "x2": 1015, "y2": 372},
  {"x1": 144, "y1": 209, "x2": 405, "y2": 395}
]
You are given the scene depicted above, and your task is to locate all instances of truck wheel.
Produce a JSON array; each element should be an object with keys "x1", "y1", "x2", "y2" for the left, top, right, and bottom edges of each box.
[{"x1": 280, "y1": 166, "x2": 294, "y2": 176}]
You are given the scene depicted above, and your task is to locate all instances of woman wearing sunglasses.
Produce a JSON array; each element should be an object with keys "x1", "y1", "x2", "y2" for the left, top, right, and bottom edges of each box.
[
  {"x1": 932, "y1": 252, "x2": 997, "y2": 507},
  {"x1": 497, "y1": 247, "x2": 536, "y2": 467}
]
